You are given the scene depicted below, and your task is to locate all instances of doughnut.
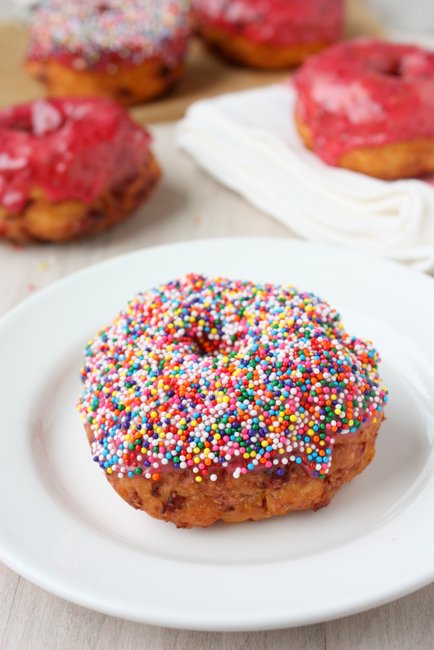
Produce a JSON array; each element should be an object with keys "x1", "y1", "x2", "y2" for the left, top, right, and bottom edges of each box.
[
  {"x1": 192, "y1": 0, "x2": 344, "y2": 70},
  {"x1": 26, "y1": 0, "x2": 191, "y2": 106},
  {"x1": 294, "y1": 38, "x2": 434, "y2": 179},
  {"x1": 0, "y1": 98, "x2": 161, "y2": 243},
  {"x1": 78, "y1": 274, "x2": 388, "y2": 528}
]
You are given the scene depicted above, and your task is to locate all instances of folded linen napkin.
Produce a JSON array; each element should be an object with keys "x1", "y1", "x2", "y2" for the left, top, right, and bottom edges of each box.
[{"x1": 177, "y1": 83, "x2": 434, "y2": 272}]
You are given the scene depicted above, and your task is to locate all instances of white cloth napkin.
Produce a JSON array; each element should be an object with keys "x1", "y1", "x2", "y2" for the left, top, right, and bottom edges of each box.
[{"x1": 177, "y1": 83, "x2": 434, "y2": 272}]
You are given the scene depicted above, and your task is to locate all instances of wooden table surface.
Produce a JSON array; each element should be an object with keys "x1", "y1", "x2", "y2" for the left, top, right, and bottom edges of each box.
[{"x1": 0, "y1": 2, "x2": 433, "y2": 648}]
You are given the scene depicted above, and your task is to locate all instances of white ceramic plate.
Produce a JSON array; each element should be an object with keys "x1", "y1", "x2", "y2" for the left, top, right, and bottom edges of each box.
[{"x1": 0, "y1": 238, "x2": 433, "y2": 631}]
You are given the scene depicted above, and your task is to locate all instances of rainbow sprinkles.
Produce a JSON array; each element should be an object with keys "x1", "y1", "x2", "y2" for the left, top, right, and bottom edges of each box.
[
  {"x1": 27, "y1": 0, "x2": 191, "y2": 69},
  {"x1": 78, "y1": 274, "x2": 388, "y2": 483}
]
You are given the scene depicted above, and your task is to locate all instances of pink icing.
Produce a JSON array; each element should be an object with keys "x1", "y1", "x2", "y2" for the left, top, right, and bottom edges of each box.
[
  {"x1": 192, "y1": 0, "x2": 344, "y2": 47},
  {"x1": 294, "y1": 38, "x2": 434, "y2": 165},
  {"x1": 0, "y1": 98, "x2": 152, "y2": 214}
]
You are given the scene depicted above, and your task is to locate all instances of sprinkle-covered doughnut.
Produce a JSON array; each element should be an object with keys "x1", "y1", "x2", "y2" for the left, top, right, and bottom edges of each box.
[
  {"x1": 79, "y1": 275, "x2": 387, "y2": 488},
  {"x1": 26, "y1": 0, "x2": 191, "y2": 105},
  {"x1": 28, "y1": 0, "x2": 191, "y2": 68}
]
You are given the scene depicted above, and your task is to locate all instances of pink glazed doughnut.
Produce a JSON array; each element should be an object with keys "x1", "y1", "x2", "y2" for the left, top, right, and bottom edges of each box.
[
  {"x1": 0, "y1": 98, "x2": 161, "y2": 243},
  {"x1": 294, "y1": 38, "x2": 434, "y2": 179},
  {"x1": 192, "y1": 0, "x2": 344, "y2": 69}
]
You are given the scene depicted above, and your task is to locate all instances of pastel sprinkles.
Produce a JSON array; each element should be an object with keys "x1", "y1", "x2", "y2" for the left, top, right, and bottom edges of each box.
[
  {"x1": 28, "y1": 0, "x2": 191, "y2": 67},
  {"x1": 78, "y1": 274, "x2": 388, "y2": 483}
]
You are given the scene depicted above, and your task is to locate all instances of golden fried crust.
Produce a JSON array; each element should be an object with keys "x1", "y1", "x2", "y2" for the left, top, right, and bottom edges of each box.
[
  {"x1": 0, "y1": 152, "x2": 161, "y2": 244},
  {"x1": 196, "y1": 21, "x2": 330, "y2": 69},
  {"x1": 296, "y1": 115, "x2": 434, "y2": 180},
  {"x1": 86, "y1": 415, "x2": 383, "y2": 528},
  {"x1": 26, "y1": 58, "x2": 184, "y2": 106}
]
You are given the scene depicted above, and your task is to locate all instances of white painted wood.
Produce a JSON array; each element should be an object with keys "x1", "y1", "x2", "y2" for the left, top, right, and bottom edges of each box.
[
  {"x1": 0, "y1": 124, "x2": 432, "y2": 650},
  {"x1": 325, "y1": 585, "x2": 434, "y2": 650},
  {"x1": 0, "y1": 563, "x2": 19, "y2": 640}
]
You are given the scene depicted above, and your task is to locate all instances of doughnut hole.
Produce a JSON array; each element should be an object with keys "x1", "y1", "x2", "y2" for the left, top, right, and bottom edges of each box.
[
  {"x1": 371, "y1": 52, "x2": 433, "y2": 80},
  {"x1": 183, "y1": 315, "x2": 248, "y2": 358},
  {"x1": 0, "y1": 100, "x2": 66, "y2": 135}
]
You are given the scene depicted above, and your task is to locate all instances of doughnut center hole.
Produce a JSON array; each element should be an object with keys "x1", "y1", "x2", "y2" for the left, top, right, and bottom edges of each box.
[
  {"x1": 384, "y1": 64, "x2": 403, "y2": 77},
  {"x1": 0, "y1": 112, "x2": 32, "y2": 133},
  {"x1": 375, "y1": 58, "x2": 404, "y2": 78},
  {"x1": 193, "y1": 338, "x2": 211, "y2": 356},
  {"x1": 190, "y1": 328, "x2": 239, "y2": 358},
  {"x1": 7, "y1": 121, "x2": 33, "y2": 133},
  {"x1": 0, "y1": 103, "x2": 66, "y2": 136},
  {"x1": 192, "y1": 336, "x2": 227, "y2": 357}
]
